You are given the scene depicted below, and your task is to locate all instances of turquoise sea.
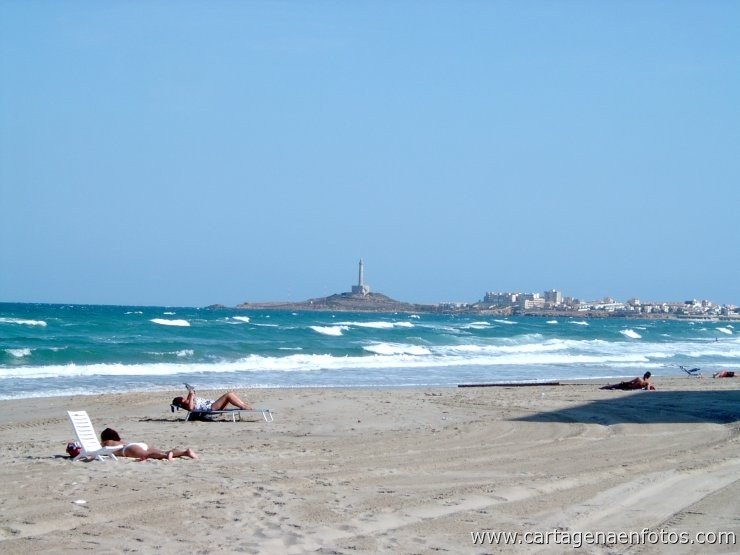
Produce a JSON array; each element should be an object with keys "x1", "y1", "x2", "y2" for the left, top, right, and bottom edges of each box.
[{"x1": 0, "y1": 302, "x2": 737, "y2": 400}]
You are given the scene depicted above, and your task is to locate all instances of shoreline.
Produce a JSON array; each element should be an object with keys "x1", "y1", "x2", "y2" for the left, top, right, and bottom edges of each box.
[
  {"x1": 1, "y1": 374, "x2": 711, "y2": 402},
  {"x1": 1, "y1": 378, "x2": 738, "y2": 553}
]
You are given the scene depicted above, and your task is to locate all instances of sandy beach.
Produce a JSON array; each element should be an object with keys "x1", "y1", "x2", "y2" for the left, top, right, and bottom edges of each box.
[{"x1": 0, "y1": 377, "x2": 738, "y2": 554}]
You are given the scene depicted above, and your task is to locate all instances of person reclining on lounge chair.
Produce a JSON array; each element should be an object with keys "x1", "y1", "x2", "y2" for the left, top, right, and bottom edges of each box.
[
  {"x1": 600, "y1": 371, "x2": 656, "y2": 391},
  {"x1": 713, "y1": 370, "x2": 735, "y2": 378},
  {"x1": 100, "y1": 428, "x2": 198, "y2": 461},
  {"x1": 171, "y1": 384, "x2": 252, "y2": 414}
]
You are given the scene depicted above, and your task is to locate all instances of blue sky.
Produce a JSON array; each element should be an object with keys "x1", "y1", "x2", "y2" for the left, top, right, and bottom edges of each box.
[{"x1": 1, "y1": 1, "x2": 738, "y2": 307}]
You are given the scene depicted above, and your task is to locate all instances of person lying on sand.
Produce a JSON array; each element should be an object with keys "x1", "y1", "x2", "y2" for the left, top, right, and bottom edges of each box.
[
  {"x1": 713, "y1": 370, "x2": 735, "y2": 378},
  {"x1": 101, "y1": 428, "x2": 198, "y2": 461},
  {"x1": 171, "y1": 383, "x2": 252, "y2": 413},
  {"x1": 600, "y1": 371, "x2": 656, "y2": 391}
]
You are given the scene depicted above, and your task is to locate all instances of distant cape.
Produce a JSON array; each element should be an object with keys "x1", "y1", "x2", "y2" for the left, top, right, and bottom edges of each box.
[{"x1": 236, "y1": 291, "x2": 433, "y2": 313}]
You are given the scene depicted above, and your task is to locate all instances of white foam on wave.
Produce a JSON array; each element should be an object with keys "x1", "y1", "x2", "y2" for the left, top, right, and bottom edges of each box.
[
  {"x1": 464, "y1": 321, "x2": 491, "y2": 330},
  {"x1": 310, "y1": 325, "x2": 348, "y2": 336},
  {"x1": 363, "y1": 343, "x2": 432, "y2": 356},
  {"x1": 716, "y1": 327, "x2": 733, "y2": 335},
  {"x1": 338, "y1": 321, "x2": 413, "y2": 329},
  {"x1": 150, "y1": 318, "x2": 190, "y2": 327},
  {"x1": 570, "y1": 320, "x2": 590, "y2": 326},
  {"x1": 6, "y1": 348, "x2": 32, "y2": 358},
  {"x1": 231, "y1": 316, "x2": 251, "y2": 323},
  {"x1": 441, "y1": 340, "x2": 569, "y2": 355},
  {"x1": 0, "y1": 317, "x2": 47, "y2": 327},
  {"x1": 410, "y1": 314, "x2": 420, "y2": 319},
  {"x1": 620, "y1": 329, "x2": 642, "y2": 339},
  {"x1": 4, "y1": 333, "x2": 740, "y2": 385},
  {"x1": 497, "y1": 333, "x2": 545, "y2": 344},
  {"x1": 163, "y1": 311, "x2": 176, "y2": 315},
  {"x1": 125, "y1": 311, "x2": 144, "y2": 315},
  {"x1": 150, "y1": 349, "x2": 194, "y2": 357},
  {"x1": 494, "y1": 319, "x2": 517, "y2": 325},
  {"x1": 0, "y1": 349, "x2": 659, "y2": 382},
  {"x1": 547, "y1": 320, "x2": 558, "y2": 324}
]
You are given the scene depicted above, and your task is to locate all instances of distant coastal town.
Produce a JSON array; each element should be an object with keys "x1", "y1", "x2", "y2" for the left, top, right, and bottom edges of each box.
[{"x1": 235, "y1": 260, "x2": 740, "y2": 320}]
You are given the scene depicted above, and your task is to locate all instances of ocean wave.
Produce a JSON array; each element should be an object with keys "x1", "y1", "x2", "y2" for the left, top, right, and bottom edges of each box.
[
  {"x1": 570, "y1": 321, "x2": 589, "y2": 326},
  {"x1": 0, "y1": 317, "x2": 47, "y2": 327},
  {"x1": 420, "y1": 324, "x2": 465, "y2": 335},
  {"x1": 231, "y1": 316, "x2": 251, "y2": 323},
  {"x1": 6, "y1": 348, "x2": 31, "y2": 358},
  {"x1": 463, "y1": 322, "x2": 491, "y2": 330},
  {"x1": 546, "y1": 320, "x2": 558, "y2": 324},
  {"x1": 3, "y1": 334, "x2": 740, "y2": 383},
  {"x1": 337, "y1": 321, "x2": 414, "y2": 329},
  {"x1": 310, "y1": 325, "x2": 349, "y2": 336},
  {"x1": 363, "y1": 343, "x2": 432, "y2": 356},
  {"x1": 437, "y1": 340, "x2": 570, "y2": 355},
  {"x1": 716, "y1": 327, "x2": 733, "y2": 335},
  {"x1": 0, "y1": 350, "x2": 660, "y2": 381},
  {"x1": 493, "y1": 319, "x2": 517, "y2": 325},
  {"x1": 497, "y1": 333, "x2": 545, "y2": 344},
  {"x1": 149, "y1": 349, "x2": 194, "y2": 357},
  {"x1": 150, "y1": 318, "x2": 190, "y2": 327},
  {"x1": 620, "y1": 329, "x2": 642, "y2": 339}
]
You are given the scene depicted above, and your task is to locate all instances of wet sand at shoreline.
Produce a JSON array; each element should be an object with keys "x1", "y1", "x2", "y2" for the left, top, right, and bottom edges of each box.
[{"x1": 0, "y1": 377, "x2": 738, "y2": 553}]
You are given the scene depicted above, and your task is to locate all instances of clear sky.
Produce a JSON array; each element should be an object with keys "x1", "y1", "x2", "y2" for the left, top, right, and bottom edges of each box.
[{"x1": 1, "y1": 1, "x2": 738, "y2": 307}]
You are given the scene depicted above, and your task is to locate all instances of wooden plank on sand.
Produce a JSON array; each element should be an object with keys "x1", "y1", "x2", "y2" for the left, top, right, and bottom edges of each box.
[{"x1": 458, "y1": 381, "x2": 560, "y2": 388}]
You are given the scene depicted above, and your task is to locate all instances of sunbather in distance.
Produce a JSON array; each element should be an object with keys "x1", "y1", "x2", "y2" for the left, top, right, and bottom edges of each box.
[
  {"x1": 100, "y1": 428, "x2": 198, "y2": 460},
  {"x1": 601, "y1": 371, "x2": 656, "y2": 391},
  {"x1": 172, "y1": 384, "x2": 252, "y2": 413},
  {"x1": 713, "y1": 370, "x2": 735, "y2": 378}
]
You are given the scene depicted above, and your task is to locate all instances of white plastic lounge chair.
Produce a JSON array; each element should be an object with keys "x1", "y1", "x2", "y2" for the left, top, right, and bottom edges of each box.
[
  {"x1": 67, "y1": 410, "x2": 122, "y2": 461},
  {"x1": 170, "y1": 404, "x2": 274, "y2": 423}
]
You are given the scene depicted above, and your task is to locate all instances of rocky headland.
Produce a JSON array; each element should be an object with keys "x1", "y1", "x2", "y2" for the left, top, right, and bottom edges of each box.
[{"x1": 236, "y1": 292, "x2": 434, "y2": 314}]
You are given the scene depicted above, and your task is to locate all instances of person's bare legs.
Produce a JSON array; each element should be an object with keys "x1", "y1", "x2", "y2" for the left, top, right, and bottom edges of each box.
[
  {"x1": 138, "y1": 448, "x2": 170, "y2": 461},
  {"x1": 139, "y1": 447, "x2": 197, "y2": 461},
  {"x1": 166, "y1": 448, "x2": 198, "y2": 460},
  {"x1": 211, "y1": 390, "x2": 251, "y2": 410}
]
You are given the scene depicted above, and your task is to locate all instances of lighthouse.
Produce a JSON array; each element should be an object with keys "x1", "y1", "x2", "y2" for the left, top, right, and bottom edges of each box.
[{"x1": 351, "y1": 259, "x2": 370, "y2": 296}]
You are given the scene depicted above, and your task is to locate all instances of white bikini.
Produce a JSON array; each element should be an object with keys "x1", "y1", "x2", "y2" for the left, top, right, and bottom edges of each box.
[{"x1": 121, "y1": 442, "x2": 148, "y2": 455}]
